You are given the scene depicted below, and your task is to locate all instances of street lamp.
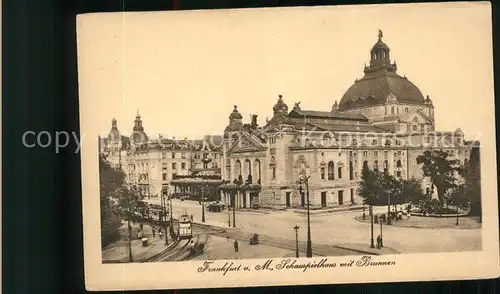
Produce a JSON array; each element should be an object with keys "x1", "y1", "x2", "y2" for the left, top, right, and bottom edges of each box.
[
  {"x1": 162, "y1": 191, "x2": 169, "y2": 246},
  {"x1": 379, "y1": 216, "x2": 384, "y2": 247},
  {"x1": 297, "y1": 172, "x2": 312, "y2": 258},
  {"x1": 201, "y1": 182, "x2": 206, "y2": 223},
  {"x1": 370, "y1": 205, "x2": 375, "y2": 248},
  {"x1": 387, "y1": 190, "x2": 392, "y2": 225},
  {"x1": 293, "y1": 225, "x2": 300, "y2": 258},
  {"x1": 232, "y1": 189, "x2": 236, "y2": 228}
]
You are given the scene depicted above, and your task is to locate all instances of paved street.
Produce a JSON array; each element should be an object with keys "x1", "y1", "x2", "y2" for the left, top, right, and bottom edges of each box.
[{"x1": 147, "y1": 199, "x2": 482, "y2": 254}]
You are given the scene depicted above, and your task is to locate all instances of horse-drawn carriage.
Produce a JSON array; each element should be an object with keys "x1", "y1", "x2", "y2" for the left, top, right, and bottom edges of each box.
[{"x1": 249, "y1": 233, "x2": 259, "y2": 245}]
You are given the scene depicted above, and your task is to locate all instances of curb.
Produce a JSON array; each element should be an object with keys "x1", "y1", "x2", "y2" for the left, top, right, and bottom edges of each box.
[
  {"x1": 293, "y1": 206, "x2": 365, "y2": 215},
  {"x1": 192, "y1": 221, "x2": 241, "y2": 232},
  {"x1": 332, "y1": 244, "x2": 399, "y2": 256},
  {"x1": 353, "y1": 215, "x2": 482, "y2": 230}
]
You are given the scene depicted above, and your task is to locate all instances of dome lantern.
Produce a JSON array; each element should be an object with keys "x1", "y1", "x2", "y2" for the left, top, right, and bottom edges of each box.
[{"x1": 370, "y1": 29, "x2": 391, "y2": 67}]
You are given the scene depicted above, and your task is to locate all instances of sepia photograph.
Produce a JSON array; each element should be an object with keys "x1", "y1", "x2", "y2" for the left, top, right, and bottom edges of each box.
[{"x1": 78, "y1": 2, "x2": 499, "y2": 290}]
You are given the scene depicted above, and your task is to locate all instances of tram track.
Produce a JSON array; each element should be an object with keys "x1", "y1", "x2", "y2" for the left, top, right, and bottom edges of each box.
[{"x1": 141, "y1": 239, "x2": 185, "y2": 263}]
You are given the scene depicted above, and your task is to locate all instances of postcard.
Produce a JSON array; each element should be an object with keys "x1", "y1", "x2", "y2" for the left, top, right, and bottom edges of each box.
[{"x1": 77, "y1": 2, "x2": 499, "y2": 290}]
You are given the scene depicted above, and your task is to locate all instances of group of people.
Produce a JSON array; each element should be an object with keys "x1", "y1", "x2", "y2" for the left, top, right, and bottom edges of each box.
[{"x1": 133, "y1": 223, "x2": 177, "y2": 242}]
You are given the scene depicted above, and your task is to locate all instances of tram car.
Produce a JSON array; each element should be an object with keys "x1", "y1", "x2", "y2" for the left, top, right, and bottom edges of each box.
[
  {"x1": 177, "y1": 214, "x2": 192, "y2": 240},
  {"x1": 147, "y1": 204, "x2": 171, "y2": 226}
]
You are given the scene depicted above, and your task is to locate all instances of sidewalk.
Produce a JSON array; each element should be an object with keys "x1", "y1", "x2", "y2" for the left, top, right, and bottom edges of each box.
[
  {"x1": 102, "y1": 223, "x2": 172, "y2": 263},
  {"x1": 333, "y1": 243, "x2": 399, "y2": 255},
  {"x1": 292, "y1": 204, "x2": 365, "y2": 216},
  {"x1": 191, "y1": 218, "x2": 241, "y2": 231}
]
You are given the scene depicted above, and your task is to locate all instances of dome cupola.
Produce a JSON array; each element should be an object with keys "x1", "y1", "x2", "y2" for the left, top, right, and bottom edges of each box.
[
  {"x1": 229, "y1": 105, "x2": 243, "y2": 120},
  {"x1": 339, "y1": 30, "x2": 425, "y2": 110},
  {"x1": 273, "y1": 94, "x2": 288, "y2": 115},
  {"x1": 224, "y1": 105, "x2": 244, "y2": 135},
  {"x1": 130, "y1": 110, "x2": 148, "y2": 144},
  {"x1": 107, "y1": 118, "x2": 121, "y2": 141}
]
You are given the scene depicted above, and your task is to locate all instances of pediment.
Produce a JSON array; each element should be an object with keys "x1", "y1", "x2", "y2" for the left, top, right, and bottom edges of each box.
[
  {"x1": 228, "y1": 132, "x2": 266, "y2": 154},
  {"x1": 400, "y1": 109, "x2": 432, "y2": 124}
]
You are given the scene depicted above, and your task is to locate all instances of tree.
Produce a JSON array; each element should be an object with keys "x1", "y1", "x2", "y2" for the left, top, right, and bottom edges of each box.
[
  {"x1": 461, "y1": 146, "x2": 481, "y2": 222},
  {"x1": 447, "y1": 185, "x2": 469, "y2": 225},
  {"x1": 357, "y1": 164, "x2": 383, "y2": 206},
  {"x1": 99, "y1": 155, "x2": 123, "y2": 248},
  {"x1": 416, "y1": 150, "x2": 461, "y2": 207},
  {"x1": 401, "y1": 177, "x2": 426, "y2": 205},
  {"x1": 378, "y1": 172, "x2": 403, "y2": 224},
  {"x1": 116, "y1": 184, "x2": 147, "y2": 262}
]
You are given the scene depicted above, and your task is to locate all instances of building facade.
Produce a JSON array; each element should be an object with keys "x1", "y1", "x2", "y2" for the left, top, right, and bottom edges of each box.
[
  {"x1": 101, "y1": 31, "x2": 472, "y2": 208},
  {"x1": 101, "y1": 111, "x2": 222, "y2": 198},
  {"x1": 220, "y1": 31, "x2": 471, "y2": 210}
]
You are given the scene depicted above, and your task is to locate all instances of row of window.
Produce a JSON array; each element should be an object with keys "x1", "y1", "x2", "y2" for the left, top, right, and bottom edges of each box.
[
  {"x1": 162, "y1": 162, "x2": 187, "y2": 170},
  {"x1": 162, "y1": 172, "x2": 177, "y2": 181},
  {"x1": 295, "y1": 136, "x2": 462, "y2": 148},
  {"x1": 160, "y1": 152, "x2": 218, "y2": 160}
]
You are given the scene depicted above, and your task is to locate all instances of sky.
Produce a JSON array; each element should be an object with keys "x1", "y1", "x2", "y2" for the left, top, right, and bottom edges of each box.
[{"x1": 77, "y1": 2, "x2": 493, "y2": 141}]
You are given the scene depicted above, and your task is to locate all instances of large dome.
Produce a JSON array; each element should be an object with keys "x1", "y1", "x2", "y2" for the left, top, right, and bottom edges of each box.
[
  {"x1": 339, "y1": 30, "x2": 426, "y2": 110},
  {"x1": 339, "y1": 71, "x2": 425, "y2": 109}
]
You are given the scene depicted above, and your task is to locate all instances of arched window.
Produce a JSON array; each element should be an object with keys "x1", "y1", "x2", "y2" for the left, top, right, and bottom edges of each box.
[
  {"x1": 396, "y1": 160, "x2": 402, "y2": 168},
  {"x1": 338, "y1": 166, "x2": 343, "y2": 179},
  {"x1": 373, "y1": 160, "x2": 378, "y2": 171},
  {"x1": 362, "y1": 160, "x2": 368, "y2": 169},
  {"x1": 235, "y1": 160, "x2": 242, "y2": 177},
  {"x1": 383, "y1": 160, "x2": 389, "y2": 174},
  {"x1": 371, "y1": 139, "x2": 377, "y2": 146},
  {"x1": 385, "y1": 140, "x2": 391, "y2": 146},
  {"x1": 328, "y1": 161, "x2": 335, "y2": 180},
  {"x1": 349, "y1": 161, "x2": 354, "y2": 180}
]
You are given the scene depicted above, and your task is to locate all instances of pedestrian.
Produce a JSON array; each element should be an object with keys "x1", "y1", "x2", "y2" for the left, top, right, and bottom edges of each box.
[
  {"x1": 376, "y1": 235, "x2": 381, "y2": 249},
  {"x1": 233, "y1": 239, "x2": 239, "y2": 252},
  {"x1": 152, "y1": 227, "x2": 156, "y2": 238}
]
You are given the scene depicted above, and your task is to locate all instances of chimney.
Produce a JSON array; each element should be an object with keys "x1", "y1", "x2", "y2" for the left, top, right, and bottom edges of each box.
[{"x1": 251, "y1": 114, "x2": 258, "y2": 129}]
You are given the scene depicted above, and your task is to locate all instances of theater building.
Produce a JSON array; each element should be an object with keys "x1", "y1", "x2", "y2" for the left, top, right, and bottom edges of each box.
[{"x1": 220, "y1": 31, "x2": 470, "y2": 210}]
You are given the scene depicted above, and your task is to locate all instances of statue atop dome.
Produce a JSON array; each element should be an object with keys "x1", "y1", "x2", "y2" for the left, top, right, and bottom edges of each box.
[{"x1": 378, "y1": 29, "x2": 383, "y2": 39}]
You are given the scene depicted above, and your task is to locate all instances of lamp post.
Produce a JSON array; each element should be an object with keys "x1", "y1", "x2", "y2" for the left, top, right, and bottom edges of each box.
[
  {"x1": 298, "y1": 173, "x2": 312, "y2": 258},
  {"x1": 379, "y1": 216, "x2": 384, "y2": 247},
  {"x1": 201, "y1": 182, "x2": 206, "y2": 223},
  {"x1": 370, "y1": 205, "x2": 375, "y2": 248},
  {"x1": 387, "y1": 191, "x2": 392, "y2": 225},
  {"x1": 293, "y1": 225, "x2": 300, "y2": 258},
  {"x1": 232, "y1": 189, "x2": 236, "y2": 228},
  {"x1": 162, "y1": 191, "x2": 169, "y2": 246}
]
